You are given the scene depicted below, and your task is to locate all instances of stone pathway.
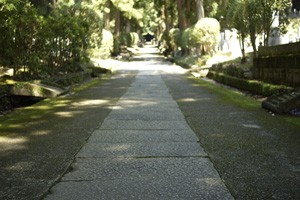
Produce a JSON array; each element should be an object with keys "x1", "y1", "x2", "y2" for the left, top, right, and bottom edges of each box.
[{"x1": 45, "y1": 49, "x2": 234, "y2": 199}]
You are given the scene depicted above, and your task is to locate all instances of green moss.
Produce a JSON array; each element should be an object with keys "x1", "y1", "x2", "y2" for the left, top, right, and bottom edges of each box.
[
  {"x1": 283, "y1": 117, "x2": 300, "y2": 127},
  {"x1": 0, "y1": 98, "x2": 71, "y2": 132},
  {"x1": 191, "y1": 76, "x2": 300, "y2": 128},
  {"x1": 0, "y1": 76, "x2": 106, "y2": 132},
  {"x1": 72, "y1": 77, "x2": 104, "y2": 93},
  {"x1": 191, "y1": 76, "x2": 260, "y2": 110},
  {"x1": 207, "y1": 71, "x2": 292, "y2": 96}
]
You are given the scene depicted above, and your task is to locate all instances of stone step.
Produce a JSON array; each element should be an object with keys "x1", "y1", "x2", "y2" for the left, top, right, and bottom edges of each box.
[{"x1": 262, "y1": 89, "x2": 300, "y2": 114}]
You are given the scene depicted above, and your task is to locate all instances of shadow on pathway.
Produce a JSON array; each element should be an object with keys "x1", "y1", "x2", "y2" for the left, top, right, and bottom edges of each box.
[{"x1": 44, "y1": 46, "x2": 234, "y2": 200}]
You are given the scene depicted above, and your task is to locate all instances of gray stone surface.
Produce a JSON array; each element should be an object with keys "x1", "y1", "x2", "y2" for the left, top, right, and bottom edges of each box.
[
  {"x1": 100, "y1": 119, "x2": 190, "y2": 130},
  {"x1": 88, "y1": 130, "x2": 199, "y2": 143},
  {"x1": 77, "y1": 142, "x2": 206, "y2": 158},
  {"x1": 62, "y1": 157, "x2": 218, "y2": 181},
  {"x1": 104, "y1": 112, "x2": 185, "y2": 121},
  {"x1": 47, "y1": 177, "x2": 233, "y2": 200},
  {"x1": 45, "y1": 46, "x2": 233, "y2": 200},
  {"x1": 162, "y1": 73, "x2": 300, "y2": 199},
  {"x1": 0, "y1": 71, "x2": 137, "y2": 200}
]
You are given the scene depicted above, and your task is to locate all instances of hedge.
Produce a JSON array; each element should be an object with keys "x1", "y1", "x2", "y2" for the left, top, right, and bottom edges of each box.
[{"x1": 207, "y1": 71, "x2": 292, "y2": 96}]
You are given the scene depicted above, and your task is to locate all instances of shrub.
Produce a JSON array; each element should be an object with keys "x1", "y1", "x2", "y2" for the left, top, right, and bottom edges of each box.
[
  {"x1": 207, "y1": 71, "x2": 292, "y2": 96},
  {"x1": 158, "y1": 31, "x2": 172, "y2": 55},
  {"x1": 169, "y1": 28, "x2": 181, "y2": 52},
  {"x1": 224, "y1": 65, "x2": 244, "y2": 78},
  {"x1": 0, "y1": 0, "x2": 41, "y2": 75},
  {"x1": 181, "y1": 27, "x2": 193, "y2": 54},
  {"x1": 113, "y1": 35, "x2": 122, "y2": 55},
  {"x1": 191, "y1": 18, "x2": 220, "y2": 54},
  {"x1": 0, "y1": 0, "x2": 103, "y2": 80},
  {"x1": 130, "y1": 32, "x2": 140, "y2": 47},
  {"x1": 117, "y1": 32, "x2": 140, "y2": 48},
  {"x1": 40, "y1": 4, "x2": 92, "y2": 73},
  {"x1": 96, "y1": 29, "x2": 114, "y2": 59}
]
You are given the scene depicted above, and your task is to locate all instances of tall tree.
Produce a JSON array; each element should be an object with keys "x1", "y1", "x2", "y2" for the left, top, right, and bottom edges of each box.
[
  {"x1": 227, "y1": 0, "x2": 248, "y2": 61},
  {"x1": 177, "y1": 0, "x2": 187, "y2": 30},
  {"x1": 195, "y1": 0, "x2": 205, "y2": 20},
  {"x1": 104, "y1": 0, "x2": 111, "y2": 30}
]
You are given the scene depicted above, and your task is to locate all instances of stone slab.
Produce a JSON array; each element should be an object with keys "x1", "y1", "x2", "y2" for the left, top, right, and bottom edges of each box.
[
  {"x1": 77, "y1": 142, "x2": 206, "y2": 158},
  {"x1": 104, "y1": 112, "x2": 185, "y2": 121},
  {"x1": 126, "y1": 88, "x2": 168, "y2": 91},
  {"x1": 118, "y1": 97, "x2": 175, "y2": 102},
  {"x1": 46, "y1": 177, "x2": 233, "y2": 200},
  {"x1": 109, "y1": 107, "x2": 182, "y2": 113},
  {"x1": 121, "y1": 94, "x2": 173, "y2": 100},
  {"x1": 62, "y1": 157, "x2": 216, "y2": 181},
  {"x1": 88, "y1": 130, "x2": 199, "y2": 143},
  {"x1": 100, "y1": 119, "x2": 190, "y2": 130},
  {"x1": 114, "y1": 100, "x2": 178, "y2": 108},
  {"x1": 111, "y1": 104, "x2": 179, "y2": 110}
]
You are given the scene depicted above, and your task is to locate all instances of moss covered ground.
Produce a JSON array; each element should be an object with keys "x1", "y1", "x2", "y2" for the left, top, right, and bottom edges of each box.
[{"x1": 190, "y1": 76, "x2": 300, "y2": 127}]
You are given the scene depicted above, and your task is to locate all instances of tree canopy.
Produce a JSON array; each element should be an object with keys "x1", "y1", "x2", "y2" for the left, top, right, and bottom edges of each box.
[{"x1": 0, "y1": 0, "x2": 295, "y2": 80}]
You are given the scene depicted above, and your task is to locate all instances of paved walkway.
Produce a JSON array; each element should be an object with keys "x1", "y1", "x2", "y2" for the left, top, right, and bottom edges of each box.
[{"x1": 45, "y1": 48, "x2": 233, "y2": 199}]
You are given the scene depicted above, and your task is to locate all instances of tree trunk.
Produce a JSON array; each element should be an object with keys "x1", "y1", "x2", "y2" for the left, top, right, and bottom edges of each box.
[
  {"x1": 50, "y1": 0, "x2": 58, "y2": 8},
  {"x1": 185, "y1": 0, "x2": 191, "y2": 26},
  {"x1": 126, "y1": 20, "x2": 131, "y2": 33},
  {"x1": 114, "y1": 9, "x2": 121, "y2": 36},
  {"x1": 104, "y1": 0, "x2": 111, "y2": 30},
  {"x1": 240, "y1": 33, "x2": 247, "y2": 63},
  {"x1": 249, "y1": 30, "x2": 257, "y2": 58},
  {"x1": 177, "y1": 0, "x2": 187, "y2": 31},
  {"x1": 164, "y1": 0, "x2": 170, "y2": 32},
  {"x1": 195, "y1": 0, "x2": 205, "y2": 20},
  {"x1": 170, "y1": 3, "x2": 175, "y2": 29}
]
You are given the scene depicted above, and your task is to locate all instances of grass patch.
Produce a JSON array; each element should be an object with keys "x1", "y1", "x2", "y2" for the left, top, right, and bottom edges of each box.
[
  {"x1": 72, "y1": 76, "x2": 105, "y2": 93},
  {"x1": 0, "y1": 76, "x2": 106, "y2": 132},
  {"x1": 172, "y1": 55, "x2": 199, "y2": 69},
  {"x1": 0, "y1": 98, "x2": 71, "y2": 132},
  {"x1": 191, "y1": 76, "x2": 300, "y2": 128},
  {"x1": 283, "y1": 116, "x2": 300, "y2": 127},
  {"x1": 191, "y1": 76, "x2": 260, "y2": 110}
]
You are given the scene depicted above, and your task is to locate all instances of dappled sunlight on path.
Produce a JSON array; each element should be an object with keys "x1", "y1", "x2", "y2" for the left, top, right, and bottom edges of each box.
[
  {"x1": 111, "y1": 45, "x2": 188, "y2": 75},
  {"x1": 45, "y1": 45, "x2": 234, "y2": 200}
]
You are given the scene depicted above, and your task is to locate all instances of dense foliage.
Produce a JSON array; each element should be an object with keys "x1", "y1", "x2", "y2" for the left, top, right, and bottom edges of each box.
[
  {"x1": 0, "y1": 0, "x2": 103, "y2": 79},
  {"x1": 226, "y1": 0, "x2": 292, "y2": 57},
  {"x1": 0, "y1": 0, "x2": 296, "y2": 81}
]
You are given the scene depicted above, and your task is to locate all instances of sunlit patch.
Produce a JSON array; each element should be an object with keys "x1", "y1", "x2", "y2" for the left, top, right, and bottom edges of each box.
[
  {"x1": 108, "y1": 144, "x2": 131, "y2": 151},
  {"x1": 109, "y1": 105, "x2": 123, "y2": 110},
  {"x1": 178, "y1": 98, "x2": 197, "y2": 102},
  {"x1": 72, "y1": 99, "x2": 109, "y2": 107},
  {"x1": 52, "y1": 100, "x2": 71, "y2": 107},
  {"x1": 199, "y1": 178, "x2": 220, "y2": 186},
  {"x1": 31, "y1": 105, "x2": 50, "y2": 110},
  {"x1": 6, "y1": 161, "x2": 33, "y2": 171},
  {"x1": 54, "y1": 111, "x2": 75, "y2": 118},
  {"x1": 242, "y1": 124, "x2": 261, "y2": 129},
  {"x1": 191, "y1": 72, "x2": 201, "y2": 77},
  {"x1": 0, "y1": 136, "x2": 27, "y2": 144},
  {"x1": 4, "y1": 124, "x2": 23, "y2": 129},
  {"x1": 0, "y1": 136, "x2": 27, "y2": 152},
  {"x1": 116, "y1": 100, "x2": 157, "y2": 108},
  {"x1": 31, "y1": 130, "x2": 50, "y2": 136}
]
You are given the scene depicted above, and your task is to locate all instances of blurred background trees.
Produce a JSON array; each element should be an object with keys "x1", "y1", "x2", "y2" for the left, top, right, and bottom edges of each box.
[{"x1": 0, "y1": 0, "x2": 296, "y2": 80}]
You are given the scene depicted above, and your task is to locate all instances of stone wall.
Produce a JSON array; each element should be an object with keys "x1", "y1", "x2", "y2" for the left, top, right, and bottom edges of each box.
[
  {"x1": 258, "y1": 42, "x2": 300, "y2": 57},
  {"x1": 253, "y1": 42, "x2": 300, "y2": 87}
]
